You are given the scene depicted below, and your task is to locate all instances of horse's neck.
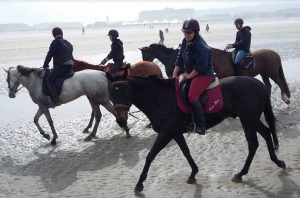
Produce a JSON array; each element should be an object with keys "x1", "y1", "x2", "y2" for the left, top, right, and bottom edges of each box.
[
  {"x1": 211, "y1": 48, "x2": 234, "y2": 78},
  {"x1": 130, "y1": 78, "x2": 176, "y2": 127},
  {"x1": 152, "y1": 49, "x2": 172, "y2": 65},
  {"x1": 20, "y1": 73, "x2": 42, "y2": 93}
]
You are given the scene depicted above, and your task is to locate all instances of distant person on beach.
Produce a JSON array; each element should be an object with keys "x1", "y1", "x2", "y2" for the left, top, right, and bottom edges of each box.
[
  {"x1": 165, "y1": 28, "x2": 169, "y2": 33},
  {"x1": 82, "y1": 26, "x2": 85, "y2": 35},
  {"x1": 43, "y1": 27, "x2": 74, "y2": 106},
  {"x1": 205, "y1": 24, "x2": 209, "y2": 32},
  {"x1": 159, "y1": 29, "x2": 164, "y2": 45},
  {"x1": 225, "y1": 18, "x2": 252, "y2": 75},
  {"x1": 100, "y1": 29, "x2": 124, "y2": 76},
  {"x1": 172, "y1": 19, "x2": 214, "y2": 135}
]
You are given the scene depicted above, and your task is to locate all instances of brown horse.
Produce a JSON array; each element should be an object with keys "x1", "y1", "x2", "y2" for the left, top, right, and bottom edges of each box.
[
  {"x1": 73, "y1": 59, "x2": 163, "y2": 77},
  {"x1": 140, "y1": 44, "x2": 291, "y2": 104}
]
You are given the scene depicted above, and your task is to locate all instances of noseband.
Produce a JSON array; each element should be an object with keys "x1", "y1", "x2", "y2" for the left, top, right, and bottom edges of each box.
[{"x1": 111, "y1": 80, "x2": 133, "y2": 111}]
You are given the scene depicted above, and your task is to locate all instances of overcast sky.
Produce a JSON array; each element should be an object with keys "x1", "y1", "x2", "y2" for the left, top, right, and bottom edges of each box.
[{"x1": 0, "y1": 0, "x2": 299, "y2": 25}]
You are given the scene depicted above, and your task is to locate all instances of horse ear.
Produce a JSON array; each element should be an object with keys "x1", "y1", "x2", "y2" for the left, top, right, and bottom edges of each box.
[{"x1": 3, "y1": 68, "x2": 8, "y2": 73}]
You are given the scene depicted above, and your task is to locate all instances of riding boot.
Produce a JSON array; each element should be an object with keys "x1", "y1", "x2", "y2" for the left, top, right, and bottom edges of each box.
[
  {"x1": 190, "y1": 101, "x2": 206, "y2": 135},
  {"x1": 47, "y1": 82, "x2": 59, "y2": 106}
]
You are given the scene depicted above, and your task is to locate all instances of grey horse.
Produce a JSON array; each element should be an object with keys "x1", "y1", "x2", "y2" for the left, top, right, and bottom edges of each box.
[{"x1": 5, "y1": 65, "x2": 129, "y2": 145}]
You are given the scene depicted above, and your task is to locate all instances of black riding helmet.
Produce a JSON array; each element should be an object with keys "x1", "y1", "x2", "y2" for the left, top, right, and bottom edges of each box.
[
  {"x1": 181, "y1": 19, "x2": 200, "y2": 32},
  {"x1": 52, "y1": 27, "x2": 63, "y2": 37},
  {"x1": 234, "y1": 18, "x2": 244, "y2": 25},
  {"x1": 108, "y1": 29, "x2": 119, "y2": 38}
]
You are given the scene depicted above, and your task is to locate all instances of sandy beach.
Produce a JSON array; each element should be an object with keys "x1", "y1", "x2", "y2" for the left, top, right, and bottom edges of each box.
[{"x1": 0, "y1": 19, "x2": 300, "y2": 198}]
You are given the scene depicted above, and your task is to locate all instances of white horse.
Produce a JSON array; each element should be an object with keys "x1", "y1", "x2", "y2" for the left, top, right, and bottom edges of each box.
[{"x1": 4, "y1": 65, "x2": 129, "y2": 145}]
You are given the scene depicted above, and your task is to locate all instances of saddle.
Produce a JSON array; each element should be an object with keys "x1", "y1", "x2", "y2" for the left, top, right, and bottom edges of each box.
[
  {"x1": 175, "y1": 77, "x2": 223, "y2": 114},
  {"x1": 42, "y1": 69, "x2": 74, "y2": 97},
  {"x1": 232, "y1": 51, "x2": 256, "y2": 70},
  {"x1": 105, "y1": 62, "x2": 131, "y2": 76}
]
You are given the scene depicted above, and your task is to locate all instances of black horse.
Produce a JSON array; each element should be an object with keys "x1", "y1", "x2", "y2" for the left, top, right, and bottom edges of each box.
[
  {"x1": 140, "y1": 43, "x2": 291, "y2": 104},
  {"x1": 108, "y1": 73, "x2": 286, "y2": 193}
]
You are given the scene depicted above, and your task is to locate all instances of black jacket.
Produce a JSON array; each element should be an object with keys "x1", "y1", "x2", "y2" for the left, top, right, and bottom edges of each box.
[
  {"x1": 175, "y1": 35, "x2": 214, "y2": 76},
  {"x1": 234, "y1": 26, "x2": 251, "y2": 51},
  {"x1": 43, "y1": 36, "x2": 74, "y2": 68},
  {"x1": 106, "y1": 39, "x2": 124, "y2": 62}
]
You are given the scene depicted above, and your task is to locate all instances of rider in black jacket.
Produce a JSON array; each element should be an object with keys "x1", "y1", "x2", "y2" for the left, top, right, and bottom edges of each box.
[
  {"x1": 226, "y1": 18, "x2": 251, "y2": 75},
  {"x1": 43, "y1": 27, "x2": 74, "y2": 106},
  {"x1": 100, "y1": 29, "x2": 125, "y2": 76}
]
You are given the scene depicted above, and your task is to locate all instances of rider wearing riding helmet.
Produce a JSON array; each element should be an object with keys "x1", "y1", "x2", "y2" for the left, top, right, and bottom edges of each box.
[
  {"x1": 173, "y1": 19, "x2": 215, "y2": 135},
  {"x1": 43, "y1": 27, "x2": 74, "y2": 106},
  {"x1": 100, "y1": 29, "x2": 125, "y2": 76},
  {"x1": 226, "y1": 18, "x2": 252, "y2": 75}
]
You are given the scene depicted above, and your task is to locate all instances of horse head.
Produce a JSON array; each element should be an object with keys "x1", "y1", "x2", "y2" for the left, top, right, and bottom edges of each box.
[
  {"x1": 107, "y1": 71, "x2": 131, "y2": 129},
  {"x1": 5, "y1": 66, "x2": 25, "y2": 98},
  {"x1": 139, "y1": 47, "x2": 155, "y2": 62}
]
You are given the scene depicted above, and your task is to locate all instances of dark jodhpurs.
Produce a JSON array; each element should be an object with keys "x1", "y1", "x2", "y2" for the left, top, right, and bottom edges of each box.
[{"x1": 45, "y1": 65, "x2": 73, "y2": 103}]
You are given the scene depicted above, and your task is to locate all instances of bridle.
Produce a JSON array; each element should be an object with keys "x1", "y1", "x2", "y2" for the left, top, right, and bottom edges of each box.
[
  {"x1": 111, "y1": 80, "x2": 133, "y2": 111},
  {"x1": 7, "y1": 68, "x2": 24, "y2": 93}
]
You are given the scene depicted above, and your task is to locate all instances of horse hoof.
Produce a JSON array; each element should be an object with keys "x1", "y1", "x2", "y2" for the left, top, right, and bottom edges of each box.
[
  {"x1": 50, "y1": 139, "x2": 56, "y2": 145},
  {"x1": 231, "y1": 174, "x2": 242, "y2": 183},
  {"x1": 82, "y1": 129, "x2": 89, "y2": 134},
  {"x1": 186, "y1": 177, "x2": 196, "y2": 184},
  {"x1": 84, "y1": 136, "x2": 92, "y2": 141},
  {"x1": 280, "y1": 161, "x2": 287, "y2": 169},
  {"x1": 126, "y1": 134, "x2": 131, "y2": 138},
  {"x1": 44, "y1": 134, "x2": 50, "y2": 140},
  {"x1": 134, "y1": 184, "x2": 144, "y2": 193}
]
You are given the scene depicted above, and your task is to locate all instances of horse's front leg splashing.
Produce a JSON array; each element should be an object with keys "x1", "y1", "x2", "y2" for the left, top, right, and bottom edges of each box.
[{"x1": 34, "y1": 108, "x2": 51, "y2": 141}]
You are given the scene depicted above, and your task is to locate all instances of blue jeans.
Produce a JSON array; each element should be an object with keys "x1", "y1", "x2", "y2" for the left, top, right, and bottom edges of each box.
[{"x1": 234, "y1": 50, "x2": 248, "y2": 64}]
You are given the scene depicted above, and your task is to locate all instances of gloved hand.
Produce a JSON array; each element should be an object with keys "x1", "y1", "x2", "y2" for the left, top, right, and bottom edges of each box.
[{"x1": 100, "y1": 58, "x2": 108, "y2": 65}]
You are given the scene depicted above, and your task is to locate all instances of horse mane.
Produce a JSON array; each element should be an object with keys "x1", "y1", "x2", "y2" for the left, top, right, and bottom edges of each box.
[
  {"x1": 17, "y1": 65, "x2": 36, "y2": 76},
  {"x1": 149, "y1": 44, "x2": 178, "y2": 55},
  {"x1": 130, "y1": 75, "x2": 174, "y2": 88}
]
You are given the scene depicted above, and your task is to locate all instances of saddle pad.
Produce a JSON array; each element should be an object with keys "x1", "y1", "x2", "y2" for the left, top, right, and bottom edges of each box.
[{"x1": 175, "y1": 78, "x2": 224, "y2": 114}]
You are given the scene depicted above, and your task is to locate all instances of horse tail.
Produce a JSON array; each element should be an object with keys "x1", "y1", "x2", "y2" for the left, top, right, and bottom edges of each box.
[
  {"x1": 264, "y1": 94, "x2": 279, "y2": 150},
  {"x1": 278, "y1": 61, "x2": 290, "y2": 98}
]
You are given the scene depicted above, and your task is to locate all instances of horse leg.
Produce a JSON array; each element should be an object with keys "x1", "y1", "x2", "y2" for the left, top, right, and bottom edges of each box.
[
  {"x1": 232, "y1": 119, "x2": 259, "y2": 183},
  {"x1": 256, "y1": 121, "x2": 286, "y2": 169},
  {"x1": 271, "y1": 77, "x2": 290, "y2": 104},
  {"x1": 42, "y1": 107, "x2": 58, "y2": 145},
  {"x1": 102, "y1": 100, "x2": 131, "y2": 138},
  {"x1": 85, "y1": 100, "x2": 101, "y2": 141},
  {"x1": 173, "y1": 133, "x2": 198, "y2": 184},
  {"x1": 83, "y1": 111, "x2": 94, "y2": 133},
  {"x1": 135, "y1": 132, "x2": 173, "y2": 193},
  {"x1": 261, "y1": 75, "x2": 272, "y2": 97},
  {"x1": 33, "y1": 107, "x2": 50, "y2": 140}
]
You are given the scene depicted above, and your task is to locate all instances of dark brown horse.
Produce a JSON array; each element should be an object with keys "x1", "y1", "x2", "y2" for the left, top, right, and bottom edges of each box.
[
  {"x1": 140, "y1": 44, "x2": 291, "y2": 104},
  {"x1": 73, "y1": 59, "x2": 163, "y2": 77},
  {"x1": 108, "y1": 73, "x2": 286, "y2": 193}
]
